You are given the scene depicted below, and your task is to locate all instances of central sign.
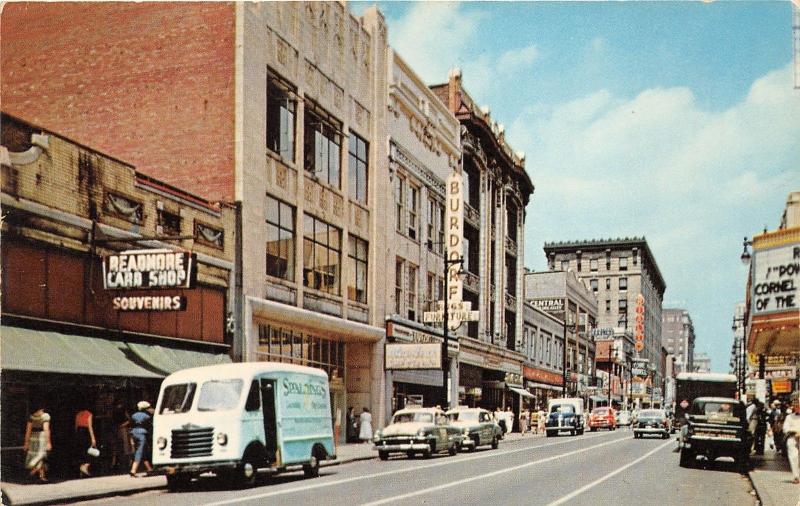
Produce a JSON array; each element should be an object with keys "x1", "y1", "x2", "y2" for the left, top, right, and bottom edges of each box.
[{"x1": 530, "y1": 297, "x2": 565, "y2": 314}]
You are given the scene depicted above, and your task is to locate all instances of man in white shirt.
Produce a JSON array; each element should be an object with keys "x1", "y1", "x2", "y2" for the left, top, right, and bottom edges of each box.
[{"x1": 783, "y1": 394, "x2": 800, "y2": 484}]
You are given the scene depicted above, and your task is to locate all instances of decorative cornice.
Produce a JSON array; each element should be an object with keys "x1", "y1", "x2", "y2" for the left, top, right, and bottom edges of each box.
[{"x1": 389, "y1": 141, "x2": 446, "y2": 196}]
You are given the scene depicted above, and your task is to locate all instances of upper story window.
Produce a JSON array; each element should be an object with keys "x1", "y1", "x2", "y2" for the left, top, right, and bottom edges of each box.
[
  {"x1": 407, "y1": 185, "x2": 418, "y2": 240},
  {"x1": 507, "y1": 199, "x2": 518, "y2": 242},
  {"x1": 304, "y1": 101, "x2": 341, "y2": 188},
  {"x1": 463, "y1": 160, "x2": 480, "y2": 209},
  {"x1": 506, "y1": 254, "x2": 517, "y2": 294},
  {"x1": 426, "y1": 198, "x2": 444, "y2": 255},
  {"x1": 590, "y1": 279, "x2": 598, "y2": 292},
  {"x1": 394, "y1": 175, "x2": 419, "y2": 240},
  {"x1": 266, "y1": 72, "x2": 296, "y2": 162},
  {"x1": 619, "y1": 277, "x2": 628, "y2": 291},
  {"x1": 395, "y1": 259, "x2": 403, "y2": 315},
  {"x1": 348, "y1": 133, "x2": 368, "y2": 205},
  {"x1": 303, "y1": 214, "x2": 340, "y2": 295},
  {"x1": 157, "y1": 209, "x2": 181, "y2": 236},
  {"x1": 407, "y1": 263, "x2": 418, "y2": 321},
  {"x1": 266, "y1": 196, "x2": 295, "y2": 281},
  {"x1": 619, "y1": 256, "x2": 628, "y2": 271},
  {"x1": 561, "y1": 260, "x2": 569, "y2": 271},
  {"x1": 606, "y1": 278, "x2": 611, "y2": 290},
  {"x1": 590, "y1": 258, "x2": 598, "y2": 271},
  {"x1": 347, "y1": 235, "x2": 368, "y2": 304}
]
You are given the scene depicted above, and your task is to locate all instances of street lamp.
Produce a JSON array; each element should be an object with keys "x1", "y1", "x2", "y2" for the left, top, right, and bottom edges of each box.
[
  {"x1": 740, "y1": 237, "x2": 752, "y2": 265},
  {"x1": 732, "y1": 315, "x2": 746, "y2": 398},
  {"x1": 441, "y1": 256, "x2": 465, "y2": 409},
  {"x1": 562, "y1": 315, "x2": 578, "y2": 398}
]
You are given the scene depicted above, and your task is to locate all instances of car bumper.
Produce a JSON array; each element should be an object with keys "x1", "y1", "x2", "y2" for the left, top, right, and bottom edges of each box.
[
  {"x1": 634, "y1": 427, "x2": 668, "y2": 434},
  {"x1": 373, "y1": 442, "x2": 430, "y2": 452},
  {"x1": 153, "y1": 460, "x2": 240, "y2": 476}
]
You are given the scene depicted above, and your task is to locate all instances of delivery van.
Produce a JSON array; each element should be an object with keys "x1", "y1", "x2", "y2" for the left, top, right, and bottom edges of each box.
[{"x1": 152, "y1": 362, "x2": 335, "y2": 490}]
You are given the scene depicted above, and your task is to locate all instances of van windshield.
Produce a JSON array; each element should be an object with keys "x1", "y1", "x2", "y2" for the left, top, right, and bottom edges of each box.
[
  {"x1": 159, "y1": 383, "x2": 197, "y2": 414},
  {"x1": 197, "y1": 379, "x2": 244, "y2": 412}
]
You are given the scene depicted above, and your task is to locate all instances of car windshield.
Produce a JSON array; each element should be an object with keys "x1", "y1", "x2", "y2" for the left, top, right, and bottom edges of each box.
[
  {"x1": 393, "y1": 412, "x2": 434, "y2": 424},
  {"x1": 693, "y1": 401, "x2": 743, "y2": 418},
  {"x1": 197, "y1": 379, "x2": 243, "y2": 412},
  {"x1": 592, "y1": 408, "x2": 608, "y2": 415},
  {"x1": 551, "y1": 405, "x2": 574, "y2": 414},
  {"x1": 639, "y1": 410, "x2": 665, "y2": 418},
  {"x1": 159, "y1": 383, "x2": 197, "y2": 414},
  {"x1": 450, "y1": 411, "x2": 479, "y2": 422}
]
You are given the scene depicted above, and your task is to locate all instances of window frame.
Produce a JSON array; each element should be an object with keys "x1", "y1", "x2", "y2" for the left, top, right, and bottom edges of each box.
[
  {"x1": 347, "y1": 234, "x2": 368, "y2": 304},
  {"x1": 304, "y1": 100, "x2": 342, "y2": 188},
  {"x1": 348, "y1": 132, "x2": 368, "y2": 205},
  {"x1": 303, "y1": 214, "x2": 341, "y2": 295},
  {"x1": 266, "y1": 195, "x2": 296, "y2": 281},
  {"x1": 266, "y1": 71, "x2": 297, "y2": 162}
]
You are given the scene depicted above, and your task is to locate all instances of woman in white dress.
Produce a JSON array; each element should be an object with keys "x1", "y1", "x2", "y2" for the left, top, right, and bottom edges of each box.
[{"x1": 358, "y1": 407, "x2": 373, "y2": 443}]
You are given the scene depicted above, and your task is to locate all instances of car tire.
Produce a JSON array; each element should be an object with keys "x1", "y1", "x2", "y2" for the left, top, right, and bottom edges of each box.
[
  {"x1": 590, "y1": 427, "x2": 596, "y2": 432},
  {"x1": 407, "y1": 451, "x2": 415, "y2": 459},
  {"x1": 679, "y1": 449, "x2": 695, "y2": 468},
  {"x1": 166, "y1": 473, "x2": 191, "y2": 492},
  {"x1": 448, "y1": 443, "x2": 458, "y2": 456},
  {"x1": 546, "y1": 431, "x2": 553, "y2": 437},
  {"x1": 578, "y1": 428, "x2": 584, "y2": 435},
  {"x1": 303, "y1": 455, "x2": 320, "y2": 478},
  {"x1": 236, "y1": 454, "x2": 258, "y2": 488},
  {"x1": 379, "y1": 451, "x2": 389, "y2": 461},
  {"x1": 491, "y1": 436, "x2": 499, "y2": 449}
]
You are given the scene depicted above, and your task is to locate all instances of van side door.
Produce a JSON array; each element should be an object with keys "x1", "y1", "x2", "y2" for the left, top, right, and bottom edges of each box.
[{"x1": 260, "y1": 379, "x2": 278, "y2": 464}]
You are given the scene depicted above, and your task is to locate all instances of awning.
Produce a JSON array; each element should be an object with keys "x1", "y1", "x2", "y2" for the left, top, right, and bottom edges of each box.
[
  {"x1": 1, "y1": 326, "x2": 231, "y2": 378},
  {"x1": 509, "y1": 387, "x2": 535, "y2": 398}
]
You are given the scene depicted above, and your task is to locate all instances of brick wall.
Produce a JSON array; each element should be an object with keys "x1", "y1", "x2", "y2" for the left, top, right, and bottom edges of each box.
[{"x1": 1, "y1": 2, "x2": 236, "y2": 201}]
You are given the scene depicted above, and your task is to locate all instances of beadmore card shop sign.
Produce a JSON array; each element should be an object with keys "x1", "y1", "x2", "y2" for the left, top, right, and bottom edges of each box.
[{"x1": 102, "y1": 249, "x2": 196, "y2": 311}]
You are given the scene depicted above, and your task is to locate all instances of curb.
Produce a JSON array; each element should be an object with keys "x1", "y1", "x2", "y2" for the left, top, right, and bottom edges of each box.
[{"x1": 2, "y1": 482, "x2": 166, "y2": 506}]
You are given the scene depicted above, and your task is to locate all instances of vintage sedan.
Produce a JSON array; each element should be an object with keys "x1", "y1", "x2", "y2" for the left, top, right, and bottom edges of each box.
[
  {"x1": 588, "y1": 407, "x2": 617, "y2": 431},
  {"x1": 446, "y1": 407, "x2": 502, "y2": 451},
  {"x1": 633, "y1": 409, "x2": 671, "y2": 439},
  {"x1": 373, "y1": 406, "x2": 461, "y2": 460}
]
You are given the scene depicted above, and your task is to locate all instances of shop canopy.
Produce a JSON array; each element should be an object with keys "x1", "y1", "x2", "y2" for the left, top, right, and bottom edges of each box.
[
  {"x1": 1, "y1": 325, "x2": 230, "y2": 378},
  {"x1": 508, "y1": 386, "x2": 535, "y2": 398}
]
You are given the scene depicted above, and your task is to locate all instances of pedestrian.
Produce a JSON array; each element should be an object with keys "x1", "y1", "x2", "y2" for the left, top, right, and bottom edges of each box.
[
  {"x1": 74, "y1": 404, "x2": 97, "y2": 477},
  {"x1": 754, "y1": 400, "x2": 768, "y2": 455},
  {"x1": 358, "y1": 407, "x2": 373, "y2": 443},
  {"x1": 783, "y1": 394, "x2": 800, "y2": 484},
  {"x1": 537, "y1": 406, "x2": 546, "y2": 434},
  {"x1": 129, "y1": 401, "x2": 153, "y2": 476},
  {"x1": 346, "y1": 407, "x2": 357, "y2": 443},
  {"x1": 22, "y1": 404, "x2": 51, "y2": 483},
  {"x1": 519, "y1": 409, "x2": 529, "y2": 435},
  {"x1": 774, "y1": 401, "x2": 788, "y2": 456},
  {"x1": 110, "y1": 401, "x2": 132, "y2": 472}
]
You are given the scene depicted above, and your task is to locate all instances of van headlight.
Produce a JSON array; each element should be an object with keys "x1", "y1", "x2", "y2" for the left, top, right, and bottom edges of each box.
[
  {"x1": 157, "y1": 437, "x2": 167, "y2": 450},
  {"x1": 216, "y1": 433, "x2": 228, "y2": 446},
  {"x1": 417, "y1": 429, "x2": 426, "y2": 437}
]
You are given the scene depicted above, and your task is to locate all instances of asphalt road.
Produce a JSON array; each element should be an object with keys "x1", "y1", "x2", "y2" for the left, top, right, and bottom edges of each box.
[{"x1": 81, "y1": 429, "x2": 757, "y2": 506}]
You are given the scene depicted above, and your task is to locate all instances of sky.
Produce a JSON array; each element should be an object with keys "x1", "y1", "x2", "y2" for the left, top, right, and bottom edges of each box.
[{"x1": 354, "y1": 0, "x2": 800, "y2": 373}]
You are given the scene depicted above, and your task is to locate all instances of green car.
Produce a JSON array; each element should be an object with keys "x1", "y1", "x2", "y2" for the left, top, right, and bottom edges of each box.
[
  {"x1": 373, "y1": 406, "x2": 462, "y2": 460},
  {"x1": 446, "y1": 407, "x2": 502, "y2": 451}
]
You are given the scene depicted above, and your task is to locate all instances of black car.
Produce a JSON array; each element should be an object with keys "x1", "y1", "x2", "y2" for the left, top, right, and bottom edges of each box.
[
  {"x1": 545, "y1": 402, "x2": 584, "y2": 437},
  {"x1": 679, "y1": 397, "x2": 750, "y2": 471},
  {"x1": 633, "y1": 409, "x2": 670, "y2": 439}
]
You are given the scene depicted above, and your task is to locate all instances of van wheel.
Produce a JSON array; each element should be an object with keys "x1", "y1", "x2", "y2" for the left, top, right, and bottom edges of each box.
[
  {"x1": 378, "y1": 451, "x2": 389, "y2": 461},
  {"x1": 237, "y1": 456, "x2": 257, "y2": 488},
  {"x1": 406, "y1": 451, "x2": 415, "y2": 459},
  {"x1": 303, "y1": 456, "x2": 320, "y2": 478},
  {"x1": 679, "y1": 449, "x2": 695, "y2": 468},
  {"x1": 166, "y1": 473, "x2": 191, "y2": 492},
  {"x1": 448, "y1": 442, "x2": 458, "y2": 456},
  {"x1": 491, "y1": 436, "x2": 499, "y2": 449},
  {"x1": 422, "y1": 443, "x2": 433, "y2": 458}
]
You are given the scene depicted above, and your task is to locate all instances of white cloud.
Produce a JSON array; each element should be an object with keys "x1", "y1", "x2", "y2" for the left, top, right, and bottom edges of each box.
[{"x1": 497, "y1": 44, "x2": 539, "y2": 74}]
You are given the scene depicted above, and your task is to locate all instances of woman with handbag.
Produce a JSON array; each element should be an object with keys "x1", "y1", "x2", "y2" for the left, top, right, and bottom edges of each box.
[
  {"x1": 23, "y1": 404, "x2": 52, "y2": 483},
  {"x1": 74, "y1": 404, "x2": 97, "y2": 477}
]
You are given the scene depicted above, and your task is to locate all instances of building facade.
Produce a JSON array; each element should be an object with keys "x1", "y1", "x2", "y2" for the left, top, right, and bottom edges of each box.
[
  {"x1": 543, "y1": 237, "x2": 667, "y2": 390},
  {"x1": 1, "y1": 115, "x2": 233, "y2": 478},
  {"x1": 693, "y1": 353, "x2": 712, "y2": 373},
  {"x1": 522, "y1": 303, "x2": 567, "y2": 408},
  {"x1": 2, "y1": 2, "x2": 390, "y2": 438},
  {"x1": 431, "y1": 71, "x2": 535, "y2": 413},
  {"x1": 661, "y1": 308, "x2": 696, "y2": 374},
  {"x1": 524, "y1": 269, "x2": 598, "y2": 399}
]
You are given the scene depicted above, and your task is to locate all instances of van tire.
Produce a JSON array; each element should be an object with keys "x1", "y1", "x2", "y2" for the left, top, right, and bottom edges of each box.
[
  {"x1": 303, "y1": 456, "x2": 320, "y2": 478},
  {"x1": 491, "y1": 436, "x2": 499, "y2": 449},
  {"x1": 379, "y1": 451, "x2": 389, "y2": 460},
  {"x1": 448, "y1": 442, "x2": 458, "y2": 456},
  {"x1": 166, "y1": 473, "x2": 191, "y2": 492}
]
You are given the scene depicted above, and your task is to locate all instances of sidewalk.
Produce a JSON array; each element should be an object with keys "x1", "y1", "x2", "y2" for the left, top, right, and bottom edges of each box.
[
  {"x1": 0, "y1": 431, "x2": 531, "y2": 505},
  {"x1": 748, "y1": 446, "x2": 800, "y2": 506}
]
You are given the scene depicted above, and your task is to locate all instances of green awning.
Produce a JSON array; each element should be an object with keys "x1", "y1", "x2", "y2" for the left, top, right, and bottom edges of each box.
[
  {"x1": 126, "y1": 342, "x2": 230, "y2": 375},
  {"x1": 1, "y1": 326, "x2": 231, "y2": 378}
]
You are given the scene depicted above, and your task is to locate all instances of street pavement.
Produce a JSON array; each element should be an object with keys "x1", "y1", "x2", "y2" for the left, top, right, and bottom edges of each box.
[{"x1": 37, "y1": 429, "x2": 779, "y2": 506}]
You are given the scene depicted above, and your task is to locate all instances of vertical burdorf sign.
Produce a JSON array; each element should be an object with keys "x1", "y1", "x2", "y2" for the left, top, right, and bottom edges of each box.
[
  {"x1": 103, "y1": 249, "x2": 197, "y2": 290},
  {"x1": 446, "y1": 171, "x2": 464, "y2": 305},
  {"x1": 752, "y1": 243, "x2": 799, "y2": 316}
]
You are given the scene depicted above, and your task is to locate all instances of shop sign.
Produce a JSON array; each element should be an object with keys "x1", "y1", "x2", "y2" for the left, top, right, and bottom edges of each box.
[
  {"x1": 530, "y1": 298, "x2": 564, "y2": 314},
  {"x1": 634, "y1": 294, "x2": 645, "y2": 347},
  {"x1": 631, "y1": 359, "x2": 649, "y2": 378},
  {"x1": 523, "y1": 365, "x2": 563, "y2": 386},
  {"x1": 387, "y1": 321, "x2": 440, "y2": 344},
  {"x1": 751, "y1": 243, "x2": 799, "y2": 317},
  {"x1": 590, "y1": 327, "x2": 613, "y2": 338},
  {"x1": 112, "y1": 295, "x2": 187, "y2": 311},
  {"x1": 505, "y1": 372, "x2": 522, "y2": 385},
  {"x1": 446, "y1": 171, "x2": 464, "y2": 304},
  {"x1": 771, "y1": 378, "x2": 793, "y2": 394},
  {"x1": 764, "y1": 367, "x2": 797, "y2": 379},
  {"x1": 103, "y1": 249, "x2": 196, "y2": 290},
  {"x1": 385, "y1": 343, "x2": 441, "y2": 370}
]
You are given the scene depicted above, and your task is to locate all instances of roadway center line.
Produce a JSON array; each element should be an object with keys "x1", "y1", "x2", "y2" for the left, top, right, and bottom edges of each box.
[
  {"x1": 359, "y1": 436, "x2": 631, "y2": 506},
  {"x1": 200, "y1": 432, "x2": 620, "y2": 506},
  {"x1": 545, "y1": 439, "x2": 674, "y2": 506}
]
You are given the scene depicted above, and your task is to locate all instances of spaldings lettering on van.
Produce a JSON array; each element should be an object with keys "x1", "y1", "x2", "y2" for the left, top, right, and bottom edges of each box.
[{"x1": 282, "y1": 378, "x2": 326, "y2": 397}]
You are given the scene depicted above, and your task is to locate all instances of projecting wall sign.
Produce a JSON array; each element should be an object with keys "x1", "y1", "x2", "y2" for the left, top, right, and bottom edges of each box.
[{"x1": 103, "y1": 249, "x2": 197, "y2": 290}]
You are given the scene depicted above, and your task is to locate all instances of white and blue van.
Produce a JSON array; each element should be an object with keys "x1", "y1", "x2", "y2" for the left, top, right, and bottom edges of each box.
[{"x1": 152, "y1": 362, "x2": 335, "y2": 489}]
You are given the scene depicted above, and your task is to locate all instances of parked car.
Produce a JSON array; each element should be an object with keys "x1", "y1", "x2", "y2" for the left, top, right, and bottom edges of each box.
[
  {"x1": 446, "y1": 407, "x2": 502, "y2": 451},
  {"x1": 588, "y1": 407, "x2": 617, "y2": 431},
  {"x1": 679, "y1": 397, "x2": 750, "y2": 471},
  {"x1": 615, "y1": 410, "x2": 632, "y2": 426},
  {"x1": 373, "y1": 406, "x2": 461, "y2": 460},
  {"x1": 633, "y1": 409, "x2": 671, "y2": 439},
  {"x1": 545, "y1": 398, "x2": 585, "y2": 437}
]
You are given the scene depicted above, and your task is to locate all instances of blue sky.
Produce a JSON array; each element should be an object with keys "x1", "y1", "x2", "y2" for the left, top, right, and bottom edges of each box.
[{"x1": 355, "y1": 1, "x2": 799, "y2": 372}]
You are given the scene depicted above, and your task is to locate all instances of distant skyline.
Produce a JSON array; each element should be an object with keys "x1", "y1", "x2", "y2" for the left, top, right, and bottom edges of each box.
[{"x1": 355, "y1": 1, "x2": 800, "y2": 372}]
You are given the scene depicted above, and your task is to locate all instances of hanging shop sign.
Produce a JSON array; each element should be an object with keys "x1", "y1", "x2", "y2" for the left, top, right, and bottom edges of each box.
[
  {"x1": 634, "y1": 293, "x2": 645, "y2": 352},
  {"x1": 103, "y1": 249, "x2": 197, "y2": 290},
  {"x1": 631, "y1": 359, "x2": 650, "y2": 378},
  {"x1": 530, "y1": 298, "x2": 565, "y2": 314},
  {"x1": 446, "y1": 170, "x2": 464, "y2": 304}
]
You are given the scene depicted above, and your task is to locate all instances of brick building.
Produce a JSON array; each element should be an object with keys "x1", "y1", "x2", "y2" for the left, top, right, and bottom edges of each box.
[
  {"x1": 661, "y1": 308, "x2": 696, "y2": 374},
  {"x1": 1, "y1": 114, "x2": 233, "y2": 478}
]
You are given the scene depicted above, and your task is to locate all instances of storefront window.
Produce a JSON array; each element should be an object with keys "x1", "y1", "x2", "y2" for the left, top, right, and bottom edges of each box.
[{"x1": 257, "y1": 324, "x2": 344, "y2": 378}]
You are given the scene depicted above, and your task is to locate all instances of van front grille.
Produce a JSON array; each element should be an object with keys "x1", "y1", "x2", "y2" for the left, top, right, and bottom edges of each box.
[{"x1": 171, "y1": 426, "x2": 214, "y2": 459}]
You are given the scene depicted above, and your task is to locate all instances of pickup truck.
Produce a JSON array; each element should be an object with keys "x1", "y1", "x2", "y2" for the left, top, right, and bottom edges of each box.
[{"x1": 679, "y1": 397, "x2": 750, "y2": 471}]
